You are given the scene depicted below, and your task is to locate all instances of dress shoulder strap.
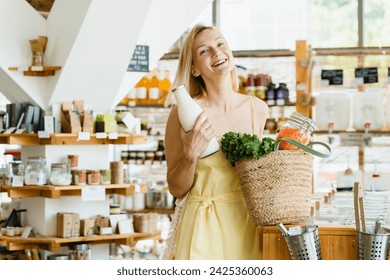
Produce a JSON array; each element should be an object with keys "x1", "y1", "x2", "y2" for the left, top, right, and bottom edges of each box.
[{"x1": 249, "y1": 95, "x2": 255, "y2": 134}]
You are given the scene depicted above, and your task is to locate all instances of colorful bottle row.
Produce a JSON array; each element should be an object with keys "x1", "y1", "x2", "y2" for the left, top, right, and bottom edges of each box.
[
  {"x1": 120, "y1": 69, "x2": 172, "y2": 106},
  {"x1": 242, "y1": 73, "x2": 291, "y2": 106}
]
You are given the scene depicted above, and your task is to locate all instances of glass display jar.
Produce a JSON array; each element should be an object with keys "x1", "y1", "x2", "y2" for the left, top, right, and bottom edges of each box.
[
  {"x1": 275, "y1": 112, "x2": 317, "y2": 150},
  {"x1": 49, "y1": 163, "x2": 72, "y2": 186},
  {"x1": 24, "y1": 157, "x2": 49, "y2": 186}
]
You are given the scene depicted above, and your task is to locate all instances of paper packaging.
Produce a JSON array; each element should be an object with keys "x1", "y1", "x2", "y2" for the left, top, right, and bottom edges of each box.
[
  {"x1": 94, "y1": 216, "x2": 110, "y2": 235},
  {"x1": 80, "y1": 218, "x2": 95, "y2": 236},
  {"x1": 61, "y1": 102, "x2": 82, "y2": 133},
  {"x1": 56, "y1": 212, "x2": 80, "y2": 238},
  {"x1": 82, "y1": 111, "x2": 94, "y2": 133}
]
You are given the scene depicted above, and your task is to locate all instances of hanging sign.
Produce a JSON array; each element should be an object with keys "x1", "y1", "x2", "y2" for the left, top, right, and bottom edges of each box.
[
  {"x1": 321, "y1": 69, "x2": 343, "y2": 85},
  {"x1": 354, "y1": 67, "x2": 378, "y2": 84},
  {"x1": 127, "y1": 45, "x2": 149, "y2": 72}
]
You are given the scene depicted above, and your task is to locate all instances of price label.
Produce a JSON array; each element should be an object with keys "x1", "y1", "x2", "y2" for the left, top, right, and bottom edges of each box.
[
  {"x1": 38, "y1": 130, "x2": 51, "y2": 138},
  {"x1": 355, "y1": 67, "x2": 378, "y2": 84},
  {"x1": 321, "y1": 69, "x2": 343, "y2": 85},
  {"x1": 78, "y1": 132, "x2": 91, "y2": 141},
  {"x1": 95, "y1": 132, "x2": 107, "y2": 139},
  {"x1": 12, "y1": 176, "x2": 24, "y2": 187},
  {"x1": 108, "y1": 132, "x2": 118, "y2": 139}
]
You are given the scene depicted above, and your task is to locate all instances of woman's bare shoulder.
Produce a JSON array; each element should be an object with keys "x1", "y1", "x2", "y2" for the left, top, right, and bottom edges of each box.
[{"x1": 251, "y1": 96, "x2": 269, "y2": 117}]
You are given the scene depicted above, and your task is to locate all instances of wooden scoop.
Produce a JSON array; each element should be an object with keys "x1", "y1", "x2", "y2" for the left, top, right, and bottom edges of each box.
[{"x1": 353, "y1": 182, "x2": 366, "y2": 233}]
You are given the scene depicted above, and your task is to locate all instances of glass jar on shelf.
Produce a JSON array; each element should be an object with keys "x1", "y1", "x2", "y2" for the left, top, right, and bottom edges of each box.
[
  {"x1": 24, "y1": 157, "x2": 49, "y2": 186},
  {"x1": 49, "y1": 163, "x2": 72, "y2": 186},
  {"x1": 275, "y1": 112, "x2": 317, "y2": 150}
]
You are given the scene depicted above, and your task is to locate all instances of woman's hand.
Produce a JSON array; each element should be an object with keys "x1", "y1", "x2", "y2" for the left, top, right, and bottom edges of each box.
[{"x1": 180, "y1": 112, "x2": 215, "y2": 159}]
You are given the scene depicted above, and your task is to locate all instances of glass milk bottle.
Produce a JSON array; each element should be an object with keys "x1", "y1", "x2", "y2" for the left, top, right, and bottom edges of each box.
[{"x1": 172, "y1": 84, "x2": 219, "y2": 158}]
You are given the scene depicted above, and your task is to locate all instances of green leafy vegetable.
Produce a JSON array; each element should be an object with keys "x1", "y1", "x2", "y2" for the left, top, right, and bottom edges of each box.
[{"x1": 221, "y1": 132, "x2": 275, "y2": 166}]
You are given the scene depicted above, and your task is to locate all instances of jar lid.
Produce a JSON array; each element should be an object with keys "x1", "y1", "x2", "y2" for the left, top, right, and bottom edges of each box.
[
  {"x1": 51, "y1": 163, "x2": 69, "y2": 168},
  {"x1": 289, "y1": 112, "x2": 317, "y2": 130}
]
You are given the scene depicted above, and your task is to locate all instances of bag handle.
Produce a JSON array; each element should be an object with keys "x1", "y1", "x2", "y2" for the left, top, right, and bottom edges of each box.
[{"x1": 274, "y1": 137, "x2": 331, "y2": 158}]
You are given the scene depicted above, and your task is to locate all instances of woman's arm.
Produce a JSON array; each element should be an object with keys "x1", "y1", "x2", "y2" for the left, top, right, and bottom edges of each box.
[{"x1": 164, "y1": 107, "x2": 215, "y2": 198}]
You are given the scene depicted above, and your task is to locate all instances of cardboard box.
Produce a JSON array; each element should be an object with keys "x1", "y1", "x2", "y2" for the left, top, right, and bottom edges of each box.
[
  {"x1": 80, "y1": 218, "x2": 95, "y2": 236},
  {"x1": 94, "y1": 216, "x2": 110, "y2": 235},
  {"x1": 61, "y1": 102, "x2": 82, "y2": 133},
  {"x1": 56, "y1": 212, "x2": 80, "y2": 238},
  {"x1": 82, "y1": 111, "x2": 94, "y2": 133}
]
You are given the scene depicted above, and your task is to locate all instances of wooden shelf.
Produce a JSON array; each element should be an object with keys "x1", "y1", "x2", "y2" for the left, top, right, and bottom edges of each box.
[
  {"x1": 8, "y1": 66, "x2": 62, "y2": 76},
  {"x1": 127, "y1": 208, "x2": 175, "y2": 215},
  {"x1": 0, "y1": 133, "x2": 147, "y2": 145},
  {"x1": 0, "y1": 232, "x2": 161, "y2": 252},
  {"x1": 0, "y1": 184, "x2": 135, "y2": 198}
]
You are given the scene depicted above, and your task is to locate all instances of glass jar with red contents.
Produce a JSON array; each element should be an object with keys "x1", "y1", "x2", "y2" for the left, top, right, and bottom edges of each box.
[{"x1": 275, "y1": 112, "x2": 317, "y2": 150}]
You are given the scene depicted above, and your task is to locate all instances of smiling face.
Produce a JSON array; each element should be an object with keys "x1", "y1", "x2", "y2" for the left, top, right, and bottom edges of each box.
[{"x1": 191, "y1": 28, "x2": 234, "y2": 81}]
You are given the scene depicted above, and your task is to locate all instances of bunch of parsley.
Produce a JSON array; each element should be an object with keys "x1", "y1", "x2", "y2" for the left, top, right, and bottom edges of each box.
[{"x1": 221, "y1": 132, "x2": 275, "y2": 166}]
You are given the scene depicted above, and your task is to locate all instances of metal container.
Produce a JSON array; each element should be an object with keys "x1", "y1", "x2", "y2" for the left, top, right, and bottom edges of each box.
[
  {"x1": 282, "y1": 225, "x2": 322, "y2": 260},
  {"x1": 146, "y1": 189, "x2": 174, "y2": 209},
  {"x1": 358, "y1": 229, "x2": 390, "y2": 260},
  {"x1": 47, "y1": 254, "x2": 70, "y2": 260},
  {"x1": 68, "y1": 243, "x2": 91, "y2": 260}
]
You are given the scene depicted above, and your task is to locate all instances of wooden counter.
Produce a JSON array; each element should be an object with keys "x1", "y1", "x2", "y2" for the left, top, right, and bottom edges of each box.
[{"x1": 261, "y1": 225, "x2": 358, "y2": 260}]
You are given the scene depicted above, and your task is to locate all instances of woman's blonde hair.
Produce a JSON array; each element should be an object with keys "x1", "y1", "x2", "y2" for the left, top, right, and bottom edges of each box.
[{"x1": 171, "y1": 24, "x2": 239, "y2": 98}]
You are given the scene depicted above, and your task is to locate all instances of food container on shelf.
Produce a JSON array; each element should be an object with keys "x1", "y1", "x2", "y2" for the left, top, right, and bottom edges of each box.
[
  {"x1": 68, "y1": 243, "x2": 91, "y2": 260},
  {"x1": 47, "y1": 254, "x2": 70, "y2": 260},
  {"x1": 49, "y1": 163, "x2": 72, "y2": 186},
  {"x1": 24, "y1": 157, "x2": 49, "y2": 186},
  {"x1": 352, "y1": 89, "x2": 384, "y2": 130},
  {"x1": 315, "y1": 91, "x2": 351, "y2": 131},
  {"x1": 146, "y1": 188, "x2": 174, "y2": 209}
]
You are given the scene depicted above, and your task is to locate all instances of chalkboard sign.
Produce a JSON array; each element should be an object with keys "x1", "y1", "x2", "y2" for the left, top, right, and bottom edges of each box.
[
  {"x1": 321, "y1": 69, "x2": 343, "y2": 85},
  {"x1": 127, "y1": 45, "x2": 149, "y2": 72},
  {"x1": 354, "y1": 67, "x2": 378, "y2": 84}
]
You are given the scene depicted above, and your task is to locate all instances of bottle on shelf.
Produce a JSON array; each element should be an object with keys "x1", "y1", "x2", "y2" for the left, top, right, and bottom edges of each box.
[
  {"x1": 266, "y1": 82, "x2": 276, "y2": 106},
  {"x1": 154, "y1": 140, "x2": 166, "y2": 165},
  {"x1": 172, "y1": 85, "x2": 219, "y2": 158},
  {"x1": 276, "y1": 83, "x2": 290, "y2": 106},
  {"x1": 127, "y1": 88, "x2": 137, "y2": 107},
  {"x1": 148, "y1": 69, "x2": 160, "y2": 105},
  {"x1": 158, "y1": 70, "x2": 172, "y2": 105},
  {"x1": 245, "y1": 73, "x2": 256, "y2": 96},
  {"x1": 134, "y1": 72, "x2": 151, "y2": 104},
  {"x1": 255, "y1": 73, "x2": 267, "y2": 100}
]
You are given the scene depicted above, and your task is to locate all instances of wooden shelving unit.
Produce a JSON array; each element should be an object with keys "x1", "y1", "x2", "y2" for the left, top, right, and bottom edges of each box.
[
  {"x1": 127, "y1": 208, "x2": 175, "y2": 215},
  {"x1": 0, "y1": 184, "x2": 135, "y2": 199},
  {"x1": 0, "y1": 231, "x2": 161, "y2": 252},
  {"x1": 0, "y1": 133, "x2": 147, "y2": 145},
  {"x1": 8, "y1": 66, "x2": 62, "y2": 76}
]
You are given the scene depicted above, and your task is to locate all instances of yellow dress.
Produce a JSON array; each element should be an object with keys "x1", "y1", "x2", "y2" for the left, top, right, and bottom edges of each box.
[{"x1": 175, "y1": 148, "x2": 262, "y2": 259}]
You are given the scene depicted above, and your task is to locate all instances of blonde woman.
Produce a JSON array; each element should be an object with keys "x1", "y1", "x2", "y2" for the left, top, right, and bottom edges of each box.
[{"x1": 164, "y1": 24, "x2": 268, "y2": 259}]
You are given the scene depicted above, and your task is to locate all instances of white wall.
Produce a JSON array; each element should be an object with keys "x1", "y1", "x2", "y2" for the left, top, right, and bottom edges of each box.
[{"x1": 0, "y1": 0, "x2": 213, "y2": 112}]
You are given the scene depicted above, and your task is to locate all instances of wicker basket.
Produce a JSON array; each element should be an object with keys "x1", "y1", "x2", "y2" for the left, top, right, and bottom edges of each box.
[{"x1": 235, "y1": 150, "x2": 313, "y2": 226}]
